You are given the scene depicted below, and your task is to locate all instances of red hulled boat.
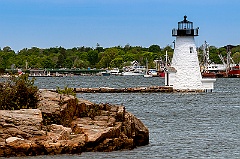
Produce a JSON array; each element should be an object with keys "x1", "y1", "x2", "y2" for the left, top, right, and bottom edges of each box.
[{"x1": 228, "y1": 64, "x2": 240, "y2": 77}]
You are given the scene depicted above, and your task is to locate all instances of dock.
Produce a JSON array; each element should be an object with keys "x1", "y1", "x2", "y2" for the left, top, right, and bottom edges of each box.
[{"x1": 74, "y1": 86, "x2": 173, "y2": 93}]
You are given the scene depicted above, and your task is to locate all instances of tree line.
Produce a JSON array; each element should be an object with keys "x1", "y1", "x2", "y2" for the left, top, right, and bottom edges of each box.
[{"x1": 0, "y1": 44, "x2": 240, "y2": 72}]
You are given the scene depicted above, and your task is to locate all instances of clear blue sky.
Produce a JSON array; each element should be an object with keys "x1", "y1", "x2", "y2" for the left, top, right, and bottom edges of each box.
[{"x1": 1, "y1": 0, "x2": 239, "y2": 51}]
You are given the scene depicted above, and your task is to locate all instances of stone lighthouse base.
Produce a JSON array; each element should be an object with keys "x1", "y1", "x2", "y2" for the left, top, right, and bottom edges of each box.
[
  {"x1": 201, "y1": 78, "x2": 216, "y2": 92},
  {"x1": 170, "y1": 78, "x2": 216, "y2": 93}
]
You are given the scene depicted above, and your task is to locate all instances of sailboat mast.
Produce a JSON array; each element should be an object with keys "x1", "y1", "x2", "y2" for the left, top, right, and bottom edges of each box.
[{"x1": 165, "y1": 50, "x2": 168, "y2": 66}]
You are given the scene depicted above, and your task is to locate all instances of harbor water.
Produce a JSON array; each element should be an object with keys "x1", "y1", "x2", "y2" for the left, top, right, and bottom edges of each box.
[{"x1": 6, "y1": 76, "x2": 240, "y2": 159}]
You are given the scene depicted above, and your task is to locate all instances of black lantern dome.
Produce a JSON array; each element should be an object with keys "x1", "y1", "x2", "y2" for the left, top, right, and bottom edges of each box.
[{"x1": 172, "y1": 15, "x2": 199, "y2": 36}]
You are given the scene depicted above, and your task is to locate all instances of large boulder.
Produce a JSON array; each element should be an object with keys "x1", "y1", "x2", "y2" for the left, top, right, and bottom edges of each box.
[
  {"x1": 0, "y1": 109, "x2": 45, "y2": 140},
  {"x1": 0, "y1": 90, "x2": 149, "y2": 157}
]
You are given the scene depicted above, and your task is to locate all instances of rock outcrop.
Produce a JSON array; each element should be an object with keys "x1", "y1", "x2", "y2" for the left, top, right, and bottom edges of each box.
[{"x1": 0, "y1": 90, "x2": 149, "y2": 157}]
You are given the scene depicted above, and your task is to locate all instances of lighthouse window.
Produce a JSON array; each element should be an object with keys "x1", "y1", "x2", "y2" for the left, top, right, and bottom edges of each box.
[{"x1": 190, "y1": 47, "x2": 193, "y2": 53}]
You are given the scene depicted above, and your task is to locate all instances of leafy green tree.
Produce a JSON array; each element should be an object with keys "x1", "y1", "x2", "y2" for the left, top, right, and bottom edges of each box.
[
  {"x1": 56, "y1": 54, "x2": 64, "y2": 68},
  {"x1": 208, "y1": 46, "x2": 218, "y2": 63},
  {"x1": 141, "y1": 52, "x2": 155, "y2": 68},
  {"x1": 128, "y1": 46, "x2": 142, "y2": 54},
  {"x1": 55, "y1": 47, "x2": 67, "y2": 68},
  {"x1": 8, "y1": 56, "x2": 25, "y2": 69},
  {"x1": 41, "y1": 57, "x2": 55, "y2": 68},
  {"x1": 25, "y1": 55, "x2": 40, "y2": 68},
  {"x1": 2, "y1": 46, "x2": 13, "y2": 52},
  {"x1": 110, "y1": 57, "x2": 123, "y2": 68},
  {"x1": 149, "y1": 44, "x2": 161, "y2": 53},
  {"x1": 79, "y1": 52, "x2": 88, "y2": 61},
  {"x1": 123, "y1": 53, "x2": 135, "y2": 62},
  {"x1": 64, "y1": 58, "x2": 74, "y2": 68},
  {"x1": 0, "y1": 47, "x2": 16, "y2": 69},
  {"x1": 122, "y1": 61, "x2": 132, "y2": 67},
  {"x1": 97, "y1": 48, "x2": 119, "y2": 68},
  {"x1": 87, "y1": 50, "x2": 99, "y2": 66},
  {"x1": 73, "y1": 58, "x2": 89, "y2": 68},
  {"x1": 232, "y1": 52, "x2": 240, "y2": 64},
  {"x1": 29, "y1": 47, "x2": 41, "y2": 56},
  {"x1": 231, "y1": 45, "x2": 240, "y2": 53},
  {"x1": 218, "y1": 47, "x2": 227, "y2": 56},
  {"x1": 18, "y1": 48, "x2": 29, "y2": 56}
]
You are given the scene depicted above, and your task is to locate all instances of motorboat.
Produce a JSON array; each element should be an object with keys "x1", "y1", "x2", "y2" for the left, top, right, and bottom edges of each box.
[
  {"x1": 100, "y1": 71, "x2": 110, "y2": 76},
  {"x1": 122, "y1": 70, "x2": 144, "y2": 76},
  {"x1": 144, "y1": 74, "x2": 153, "y2": 78},
  {"x1": 122, "y1": 61, "x2": 145, "y2": 76},
  {"x1": 228, "y1": 64, "x2": 240, "y2": 77},
  {"x1": 109, "y1": 68, "x2": 120, "y2": 75}
]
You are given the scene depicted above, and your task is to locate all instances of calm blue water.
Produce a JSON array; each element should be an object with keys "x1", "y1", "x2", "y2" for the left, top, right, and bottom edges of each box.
[{"x1": 5, "y1": 76, "x2": 240, "y2": 159}]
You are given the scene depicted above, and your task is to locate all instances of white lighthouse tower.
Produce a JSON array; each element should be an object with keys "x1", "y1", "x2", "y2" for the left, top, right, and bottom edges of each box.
[{"x1": 165, "y1": 15, "x2": 215, "y2": 92}]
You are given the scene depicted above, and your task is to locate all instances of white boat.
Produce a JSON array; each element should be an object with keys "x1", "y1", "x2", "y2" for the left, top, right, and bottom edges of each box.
[
  {"x1": 122, "y1": 70, "x2": 144, "y2": 76},
  {"x1": 144, "y1": 74, "x2": 153, "y2": 78},
  {"x1": 148, "y1": 69, "x2": 158, "y2": 76},
  {"x1": 122, "y1": 61, "x2": 145, "y2": 76},
  {"x1": 101, "y1": 71, "x2": 110, "y2": 76},
  {"x1": 109, "y1": 68, "x2": 120, "y2": 75},
  {"x1": 207, "y1": 64, "x2": 226, "y2": 72}
]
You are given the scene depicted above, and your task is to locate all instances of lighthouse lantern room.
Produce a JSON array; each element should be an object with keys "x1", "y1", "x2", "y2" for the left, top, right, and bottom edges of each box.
[
  {"x1": 172, "y1": 15, "x2": 199, "y2": 37},
  {"x1": 165, "y1": 15, "x2": 215, "y2": 92}
]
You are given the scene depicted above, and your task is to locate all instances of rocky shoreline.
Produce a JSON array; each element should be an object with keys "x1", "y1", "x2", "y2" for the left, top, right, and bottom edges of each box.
[{"x1": 0, "y1": 90, "x2": 149, "y2": 157}]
